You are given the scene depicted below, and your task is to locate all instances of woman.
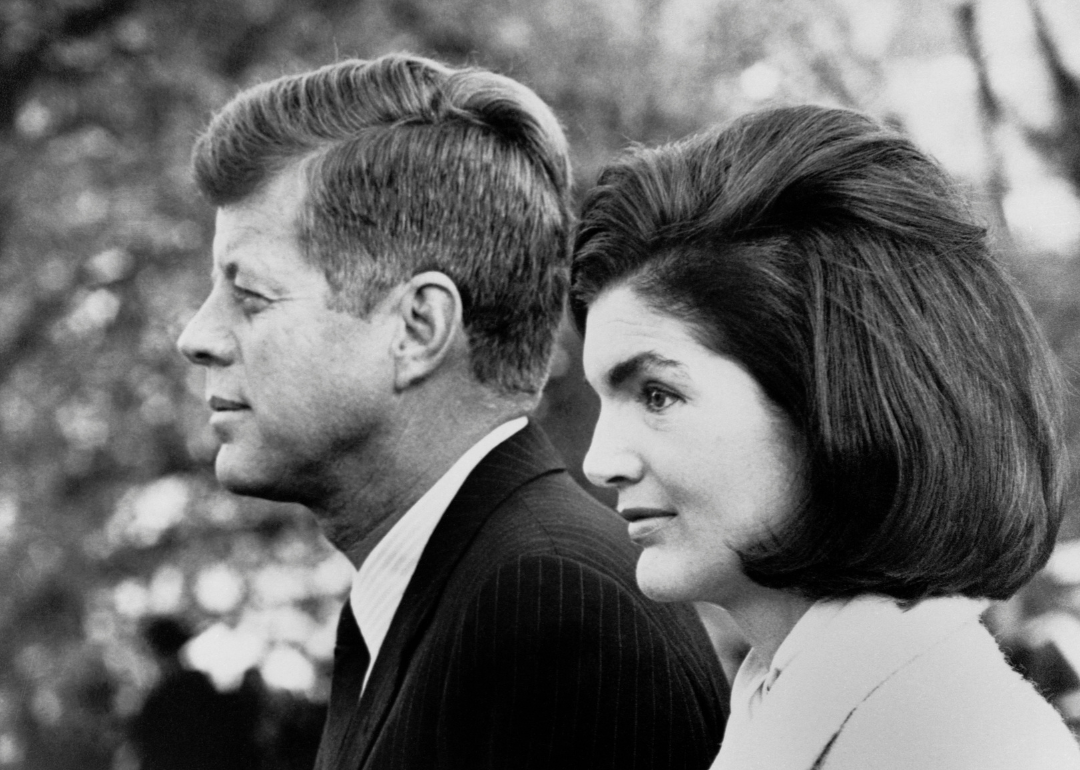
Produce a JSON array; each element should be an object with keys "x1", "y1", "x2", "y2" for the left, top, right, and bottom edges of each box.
[{"x1": 571, "y1": 105, "x2": 1080, "y2": 769}]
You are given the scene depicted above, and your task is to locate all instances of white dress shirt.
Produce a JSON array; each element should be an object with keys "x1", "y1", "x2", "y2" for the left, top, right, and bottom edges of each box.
[{"x1": 348, "y1": 417, "x2": 527, "y2": 692}]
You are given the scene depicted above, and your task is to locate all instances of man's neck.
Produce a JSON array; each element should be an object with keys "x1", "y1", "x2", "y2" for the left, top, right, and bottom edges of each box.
[{"x1": 311, "y1": 393, "x2": 531, "y2": 568}]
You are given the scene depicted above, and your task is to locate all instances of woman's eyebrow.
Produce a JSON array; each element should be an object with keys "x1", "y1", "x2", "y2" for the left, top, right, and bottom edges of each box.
[{"x1": 606, "y1": 351, "x2": 685, "y2": 389}]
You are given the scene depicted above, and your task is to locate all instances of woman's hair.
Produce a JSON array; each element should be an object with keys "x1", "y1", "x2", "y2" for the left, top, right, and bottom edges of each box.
[{"x1": 572, "y1": 105, "x2": 1066, "y2": 602}]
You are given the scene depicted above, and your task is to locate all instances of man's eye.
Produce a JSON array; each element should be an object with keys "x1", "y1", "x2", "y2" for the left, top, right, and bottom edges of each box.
[{"x1": 232, "y1": 285, "x2": 270, "y2": 313}]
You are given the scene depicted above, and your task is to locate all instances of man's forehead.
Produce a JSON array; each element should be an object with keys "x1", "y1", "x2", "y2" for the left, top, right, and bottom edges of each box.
[
  {"x1": 211, "y1": 195, "x2": 297, "y2": 262},
  {"x1": 211, "y1": 166, "x2": 307, "y2": 252},
  {"x1": 209, "y1": 212, "x2": 255, "y2": 275},
  {"x1": 208, "y1": 211, "x2": 310, "y2": 291},
  {"x1": 212, "y1": 205, "x2": 269, "y2": 253}
]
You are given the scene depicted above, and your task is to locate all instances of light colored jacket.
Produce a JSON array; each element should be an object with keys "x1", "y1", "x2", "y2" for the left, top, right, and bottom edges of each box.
[{"x1": 712, "y1": 595, "x2": 1080, "y2": 770}]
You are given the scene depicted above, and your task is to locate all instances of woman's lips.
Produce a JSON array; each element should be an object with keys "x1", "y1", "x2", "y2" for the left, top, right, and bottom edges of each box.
[{"x1": 619, "y1": 507, "x2": 677, "y2": 542}]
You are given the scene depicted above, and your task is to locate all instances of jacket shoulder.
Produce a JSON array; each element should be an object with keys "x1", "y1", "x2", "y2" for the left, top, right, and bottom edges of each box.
[
  {"x1": 822, "y1": 621, "x2": 1080, "y2": 770},
  {"x1": 428, "y1": 472, "x2": 729, "y2": 769},
  {"x1": 473, "y1": 468, "x2": 635, "y2": 562},
  {"x1": 457, "y1": 470, "x2": 710, "y2": 652}
]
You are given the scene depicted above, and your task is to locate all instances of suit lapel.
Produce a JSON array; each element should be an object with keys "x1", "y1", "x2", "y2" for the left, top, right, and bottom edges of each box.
[
  {"x1": 345, "y1": 422, "x2": 565, "y2": 769},
  {"x1": 714, "y1": 596, "x2": 986, "y2": 770}
]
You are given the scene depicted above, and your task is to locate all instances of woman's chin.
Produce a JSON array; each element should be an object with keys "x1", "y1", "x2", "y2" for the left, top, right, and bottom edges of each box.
[
  {"x1": 635, "y1": 561, "x2": 702, "y2": 604},
  {"x1": 635, "y1": 550, "x2": 744, "y2": 606}
]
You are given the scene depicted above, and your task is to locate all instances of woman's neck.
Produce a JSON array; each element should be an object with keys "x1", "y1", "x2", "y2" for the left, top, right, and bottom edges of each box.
[{"x1": 725, "y1": 587, "x2": 815, "y2": 668}]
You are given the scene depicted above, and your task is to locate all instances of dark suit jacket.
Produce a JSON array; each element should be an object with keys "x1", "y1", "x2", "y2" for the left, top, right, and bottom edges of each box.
[{"x1": 314, "y1": 423, "x2": 728, "y2": 770}]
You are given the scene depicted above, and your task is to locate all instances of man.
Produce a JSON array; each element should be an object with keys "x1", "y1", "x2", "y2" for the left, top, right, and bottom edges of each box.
[{"x1": 178, "y1": 53, "x2": 727, "y2": 770}]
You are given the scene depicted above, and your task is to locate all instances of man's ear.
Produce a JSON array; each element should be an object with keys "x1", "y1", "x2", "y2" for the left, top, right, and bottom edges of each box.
[{"x1": 391, "y1": 271, "x2": 465, "y2": 390}]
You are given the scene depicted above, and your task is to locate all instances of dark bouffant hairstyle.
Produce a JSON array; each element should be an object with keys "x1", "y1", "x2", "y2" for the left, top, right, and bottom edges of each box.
[
  {"x1": 572, "y1": 105, "x2": 1066, "y2": 602},
  {"x1": 192, "y1": 53, "x2": 572, "y2": 396}
]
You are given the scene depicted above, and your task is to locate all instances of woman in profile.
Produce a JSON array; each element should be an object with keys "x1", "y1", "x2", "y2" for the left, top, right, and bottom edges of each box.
[{"x1": 571, "y1": 105, "x2": 1080, "y2": 769}]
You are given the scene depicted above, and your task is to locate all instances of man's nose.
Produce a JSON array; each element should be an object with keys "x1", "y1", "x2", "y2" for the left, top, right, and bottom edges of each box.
[
  {"x1": 176, "y1": 296, "x2": 233, "y2": 367},
  {"x1": 582, "y1": 407, "x2": 643, "y2": 490}
]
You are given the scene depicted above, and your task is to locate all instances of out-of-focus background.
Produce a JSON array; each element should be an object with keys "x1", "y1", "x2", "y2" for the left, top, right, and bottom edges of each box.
[{"x1": 2, "y1": 0, "x2": 1080, "y2": 767}]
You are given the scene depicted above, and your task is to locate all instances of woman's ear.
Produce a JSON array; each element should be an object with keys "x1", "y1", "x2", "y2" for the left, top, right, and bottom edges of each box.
[{"x1": 390, "y1": 271, "x2": 465, "y2": 390}]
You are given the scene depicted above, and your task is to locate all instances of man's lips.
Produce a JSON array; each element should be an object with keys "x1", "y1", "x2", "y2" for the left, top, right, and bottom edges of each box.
[
  {"x1": 208, "y1": 396, "x2": 249, "y2": 412},
  {"x1": 618, "y1": 507, "x2": 677, "y2": 541}
]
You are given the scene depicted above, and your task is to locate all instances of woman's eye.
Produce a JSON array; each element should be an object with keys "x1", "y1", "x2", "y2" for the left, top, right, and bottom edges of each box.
[{"x1": 642, "y1": 386, "x2": 677, "y2": 412}]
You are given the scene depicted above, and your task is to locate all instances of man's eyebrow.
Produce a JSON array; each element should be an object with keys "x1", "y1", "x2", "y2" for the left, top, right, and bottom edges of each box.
[
  {"x1": 212, "y1": 261, "x2": 239, "y2": 282},
  {"x1": 607, "y1": 352, "x2": 685, "y2": 389}
]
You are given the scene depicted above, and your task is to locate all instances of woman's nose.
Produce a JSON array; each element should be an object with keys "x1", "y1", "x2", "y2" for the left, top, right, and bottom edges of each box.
[{"x1": 582, "y1": 407, "x2": 643, "y2": 490}]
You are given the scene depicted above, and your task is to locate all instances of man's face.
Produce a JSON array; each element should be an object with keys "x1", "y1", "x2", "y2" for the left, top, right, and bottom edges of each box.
[{"x1": 177, "y1": 168, "x2": 399, "y2": 505}]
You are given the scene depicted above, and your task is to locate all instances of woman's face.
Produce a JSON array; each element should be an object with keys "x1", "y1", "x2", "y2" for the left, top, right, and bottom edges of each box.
[{"x1": 582, "y1": 283, "x2": 805, "y2": 608}]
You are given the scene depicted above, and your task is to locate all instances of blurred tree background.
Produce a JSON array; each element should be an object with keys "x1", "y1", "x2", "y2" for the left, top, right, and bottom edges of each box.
[{"x1": 2, "y1": 0, "x2": 1080, "y2": 767}]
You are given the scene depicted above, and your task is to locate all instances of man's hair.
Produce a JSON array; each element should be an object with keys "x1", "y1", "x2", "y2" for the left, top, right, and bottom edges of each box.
[
  {"x1": 572, "y1": 104, "x2": 1066, "y2": 602},
  {"x1": 192, "y1": 54, "x2": 572, "y2": 396}
]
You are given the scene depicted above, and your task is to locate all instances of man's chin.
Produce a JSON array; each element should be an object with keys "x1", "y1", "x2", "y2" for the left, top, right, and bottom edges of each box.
[
  {"x1": 213, "y1": 445, "x2": 320, "y2": 506},
  {"x1": 214, "y1": 452, "x2": 282, "y2": 500}
]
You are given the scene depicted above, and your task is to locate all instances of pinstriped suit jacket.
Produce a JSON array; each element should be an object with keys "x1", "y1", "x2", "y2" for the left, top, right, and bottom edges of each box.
[{"x1": 313, "y1": 423, "x2": 728, "y2": 770}]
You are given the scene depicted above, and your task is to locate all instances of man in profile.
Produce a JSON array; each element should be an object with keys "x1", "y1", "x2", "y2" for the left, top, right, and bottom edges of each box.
[{"x1": 178, "y1": 53, "x2": 726, "y2": 770}]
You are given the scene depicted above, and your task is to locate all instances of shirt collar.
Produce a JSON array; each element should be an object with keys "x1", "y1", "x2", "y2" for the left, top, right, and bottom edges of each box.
[
  {"x1": 713, "y1": 594, "x2": 989, "y2": 770},
  {"x1": 348, "y1": 416, "x2": 527, "y2": 687},
  {"x1": 766, "y1": 599, "x2": 847, "y2": 692},
  {"x1": 730, "y1": 599, "x2": 848, "y2": 725},
  {"x1": 731, "y1": 594, "x2": 989, "y2": 722}
]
